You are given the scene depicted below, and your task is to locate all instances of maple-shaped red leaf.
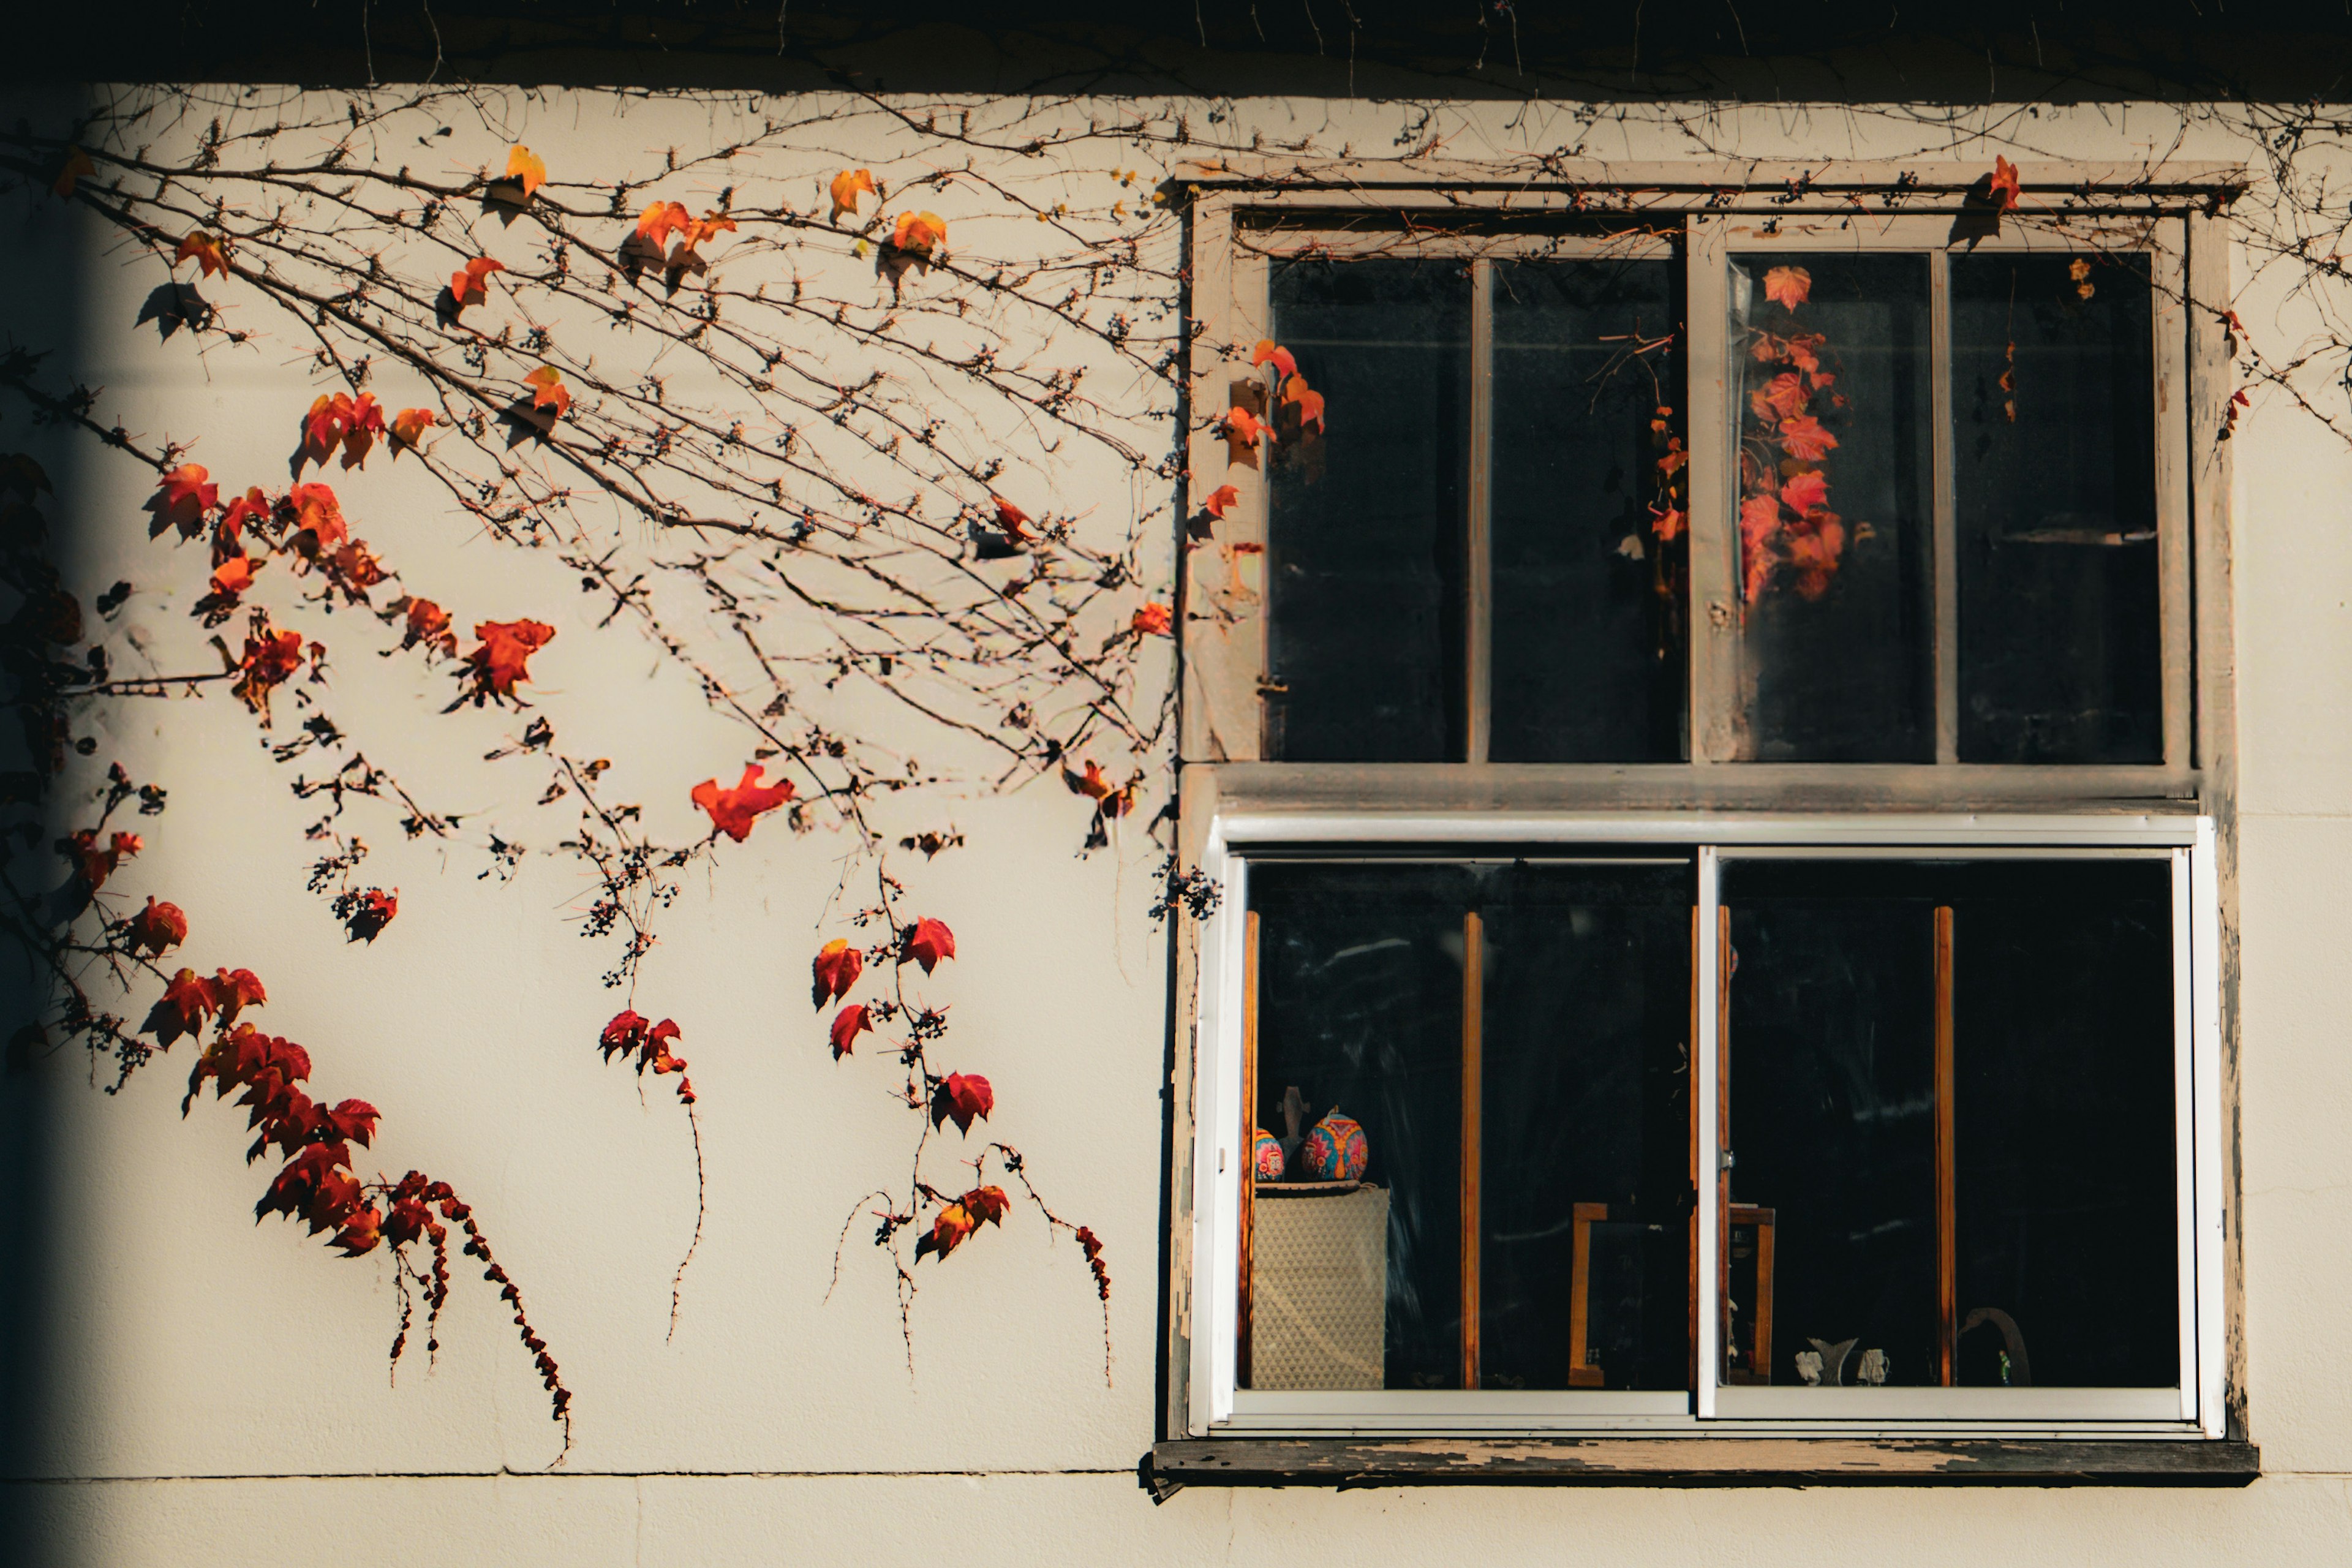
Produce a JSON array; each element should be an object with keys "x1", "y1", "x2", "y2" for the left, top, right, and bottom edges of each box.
[
  {"x1": 324, "y1": 1098, "x2": 380, "y2": 1147},
  {"x1": 1763, "y1": 265, "x2": 1812, "y2": 311},
  {"x1": 600, "y1": 1009, "x2": 649, "y2": 1060},
  {"x1": 962, "y1": 1185, "x2": 1009, "y2": 1227},
  {"x1": 126, "y1": 896, "x2": 188, "y2": 956},
  {"x1": 505, "y1": 145, "x2": 546, "y2": 199},
  {"x1": 829, "y1": 168, "x2": 878, "y2": 224},
  {"x1": 1740, "y1": 494, "x2": 1784, "y2": 605},
  {"x1": 288, "y1": 483, "x2": 348, "y2": 551},
  {"x1": 829, "y1": 1004, "x2": 871, "y2": 1060},
  {"x1": 462, "y1": 619, "x2": 556, "y2": 701},
  {"x1": 1281, "y1": 374, "x2": 1326, "y2": 436},
  {"x1": 1251, "y1": 339, "x2": 1298, "y2": 380},
  {"x1": 1785, "y1": 515, "x2": 1847, "y2": 601},
  {"x1": 66, "y1": 827, "x2": 143, "y2": 891},
  {"x1": 1750, "y1": 371, "x2": 1808, "y2": 423},
  {"x1": 1776, "y1": 414, "x2": 1839, "y2": 463},
  {"x1": 915, "y1": 1200, "x2": 977, "y2": 1262},
  {"x1": 206, "y1": 967, "x2": 268, "y2": 1026},
  {"x1": 154, "y1": 464, "x2": 217, "y2": 537},
  {"x1": 891, "y1": 211, "x2": 947, "y2": 254},
  {"x1": 208, "y1": 556, "x2": 258, "y2": 604},
  {"x1": 175, "y1": 233, "x2": 227, "y2": 279},
  {"x1": 690, "y1": 762, "x2": 797, "y2": 843},
  {"x1": 636, "y1": 200, "x2": 692, "y2": 250},
  {"x1": 389, "y1": 407, "x2": 435, "y2": 458},
  {"x1": 340, "y1": 394, "x2": 386, "y2": 469},
  {"x1": 337, "y1": 887, "x2": 398, "y2": 943},
  {"x1": 901, "y1": 917, "x2": 956, "y2": 974},
  {"x1": 232, "y1": 620, "x2": 307, "y2": 720},
  {"x1": 301, "y1": 394, "x2": 353, "y2": 469},
  {"x1": 1780, "y1": 470, "x2": 1830, "y2": 515},
  {"x1": 399, "y1": 597, "x2": 456, "y2": 655},
  {"x1": 143, "y1": 967, "x2": 216, "y2": 1048},
  {"x1": 1076, "y1": 1224, "x2": 1111, "y2": 1299},
  {"x1": 330, "y1": 1202, "x2": 384, "y2": 1257},
  {"x1": 1131, "y1": 601, "x2": 1174, "y2": 638},
  {"x1": 1220, "y1": 405, "x2": 1269, "y2": 448},
  {"x1": 524, "y1": 366, "x2": 571, "y2": 419},
  {"x1": 931, "y1": 1071, "x2": 994, "y2": 1134},
  {"x1": 1202, "y1": 483, "x2": 1239, "y2": 519},
  {"x1": 382, "y1": 1195, "x2": 432, "y2": 1248},
  {"x1": 217, "y1": 488, "x2": 267, "y2": 557},
  {"x1": 812, "y1": 938, "x2": 862, "y2": 1008},
  {"x1": 450, "y1": 256, "x2": 506, "y2": 311},
  {"x1": 680, "y1": 211, "x2": 737, "y2": 252},
  {"x1": 1988, "y1": 155, "x2": 2021, "y2": 213}
]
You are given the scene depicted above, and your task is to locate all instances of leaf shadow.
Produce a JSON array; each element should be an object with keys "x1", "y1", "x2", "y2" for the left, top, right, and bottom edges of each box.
[{"x1": 135, "y1": 282, "x2": 212, "y2": 341}]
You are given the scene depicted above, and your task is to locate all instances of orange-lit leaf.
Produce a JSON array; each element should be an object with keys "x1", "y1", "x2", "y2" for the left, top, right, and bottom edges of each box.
[
  {"x1": 828, "y1": 1004, "x2": 870, "y2": 1059},
  {"x1": 126, "y1": 897, "x2": 188, "y2": 957},
  {"x1": 683, "y1": 210, "x2": 737, "y2": 250},
  {"x1": 174, "y1": 233, "x2": 227, "y2": 279},
  {"x1": 1064, "y1": 759, "x2": 1115, "y2": 802},
  {"x1": 902, "y1": 917, "x2": 955, "y2": 974},
  {"x1": 690, "y1": 762, "x2": 796, "y2": 843},
  {"x1": 289, "y1": 483, "x2": 347, "y2": 549},
  {"x1": 811, "y1": 938, "x2": 862, "y2": 1009},
  {"x1": 464, "y1": 618, "x2": 556, "y2": 700},
  {"x1": 829, "y1": 168, "x2": 878, "y2": 224},
  {"x1": 890, "y1": 211, "x2": 947, "y2": 254},
  {"x1": 1220, "y1": 405, "x2": 1268, "y2": 448},
  {"x1": 1776, "y1": 414, "x2": 1839, "y2": 463},
  {"x1": 233, "y1": 619, "x2": 307, "y2": 719},
  {"x1": 931, "y1": 1071, "x2": 994, "y2": 1134},
  {"x1": 1281, "y1": 374, "x2": 1325, "y2": 435},
  {"x1": 449, "y1": 257, "x2": 505, "y2": 309},
  {"x1": 208, "y1": 556, "x2": 258, "y2": 602},
  {"x1": 1988, "y1": 155, "x2": 2021, "y2": 213},
  {"x1": 1750, "y1": 371, "x2": 1807, "y2": 423},
  {"x1": 1131, "y1": 601, "x2": 1173, "y2": 638},
  {"x1": 505, "y1": 146, "x2": 546, "y2": 199},
  {"x1": 1763, "y1": 265, "x2": 1812, "y2": 311},
  {"x1": 636, "y1": 200, "x2": 692, "y2": 250},
  {"x1": 1202, "y1": 484, "x2": 1239, "y2": 519},
  {"x1": 991, "y1": 495, "x2": 1034, "y2": 543},
  {"x1": 1649, "y1": 506, "x2": 1687, "y2": 542},
  {"x1": 524, "y1": 366, "x2": 570, "y2": 418},
  {"x1": 1251, "y1": 339, "x2": 1298, "y2": 380},
  {"x1": 156, "y1": 464, "x2": 218, "y2": 535},
  {"x1": 1779, "y1": 470, "x2": 1830, "y2": 514},
  {"x1": 390, "y1": 407, "x2": 435, "y2": 457}
]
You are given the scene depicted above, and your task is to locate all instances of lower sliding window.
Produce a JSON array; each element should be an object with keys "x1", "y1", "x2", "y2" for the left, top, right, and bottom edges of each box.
[{"x1": 1199, "y1": 825, "x2": 2221, "y2": 1434}]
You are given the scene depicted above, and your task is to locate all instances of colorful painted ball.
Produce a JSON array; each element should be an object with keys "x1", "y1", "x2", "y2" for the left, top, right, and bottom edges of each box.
[
  {"x1": 1301, "y1": 1110, "x2": 1368, "y2": 1182},
  {"x1": 1253, "y1": 1129, "x2": 1286, "y2": 1181}
]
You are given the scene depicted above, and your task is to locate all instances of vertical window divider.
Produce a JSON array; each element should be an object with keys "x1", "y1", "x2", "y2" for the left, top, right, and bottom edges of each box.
[
  {"x1": 1466, "y1": 260, "x2": 1496, "y2": 763},
  {"x1": 1695, "y1": 846, "x2": 1724, "y2": 1415},
  {"x1": 1930, "y1": 251, "x2": 1961, "y2": 766},
  {"x1": 1684, "y1": 219, "x2": 1738, "y2": 763},
  {"x1": 1460, "y1": 907, "x2": 1486, "y2": 1389},
  {"x1": 2170, "y1": 846, "x2": 2200, "y2": 1425},
  {"x1": 2154, "y1": 229, "x2": 2196, "y2": 772},
  {"x1": 1933, "y1": 904, "x2": 1959, "y2": 1385},
  {"x1": 1236, "y1": 907, "x2": 1260, "y2": 1391}
]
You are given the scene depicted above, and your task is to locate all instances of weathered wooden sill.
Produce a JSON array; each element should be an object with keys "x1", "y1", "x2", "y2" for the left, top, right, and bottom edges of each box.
[{"x1": 1144, "y1": 1436, "x2": 2260, "y2": 1494}]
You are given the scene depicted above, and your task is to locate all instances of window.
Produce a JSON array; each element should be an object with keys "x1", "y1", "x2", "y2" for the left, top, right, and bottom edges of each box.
[{"x1": 1171, "y1": 165, "x2": 2239, "y2": 1461}]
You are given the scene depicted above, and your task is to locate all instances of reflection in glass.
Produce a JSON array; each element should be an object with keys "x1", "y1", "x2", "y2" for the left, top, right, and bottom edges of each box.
[
  {"x1": 1266, "y1": 260, "x2": 1471, "y2": 761},
  {"x1": 1953, "y1": 254, "x2": 2162, "y2": 763},
  {"x1": 1246, "y1": 860, "x2": 1691, "y2": 1392},
  {"x1": 1728, "y1": 254, "x2": 1934, "y2": 761},
  {"x1": 1490, "y1": 257, "x2": 1687, "y2": 762},
  {"x1": 1725, "y1": 859, "x2": 2178, "y2": 1391}
]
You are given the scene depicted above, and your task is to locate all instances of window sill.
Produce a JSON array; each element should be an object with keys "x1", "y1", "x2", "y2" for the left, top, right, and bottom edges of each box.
[{"x1": 1143, "y1": 1435, "x2": 2258, "y2": 1494}]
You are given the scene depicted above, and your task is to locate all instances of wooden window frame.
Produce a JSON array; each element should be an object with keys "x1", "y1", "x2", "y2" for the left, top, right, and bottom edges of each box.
[{"x1": 1161, "y1": 160, "x2": 2250, "y2": 1483}]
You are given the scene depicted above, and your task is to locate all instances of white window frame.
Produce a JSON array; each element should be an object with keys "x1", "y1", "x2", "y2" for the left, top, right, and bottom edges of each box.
[{"x1": 1182, "y1": 812, "x2": 2226, "y2": 1439}]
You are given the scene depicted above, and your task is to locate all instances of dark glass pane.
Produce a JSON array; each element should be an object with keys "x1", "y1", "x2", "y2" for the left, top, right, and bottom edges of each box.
[
  {"x1": 1480, "y1": 862, "x2": 1693, "y2": 1390},
  {"x1": 1729, "y1": 254, "x2": 1934, "y2": 760},
  {"x1": 1247, "y1": 859, "x2": 1694, "y2": 1393},
  {"x1": 1953, "y1": 255, "x2": 2162, "y2": 763},
  {"x1": 1489, "y1": 258, "x2": 1687, "y2": 762},
  {"x1": 1250, "y1": 863, "x2": 1466, "y2": 1390},
  {"x1": 1725, "y1": 859, "x2": 2179, "y2": 1392},
  {"x1": 1267, "y1": 261, "x2": 1472, "y2": 761}
]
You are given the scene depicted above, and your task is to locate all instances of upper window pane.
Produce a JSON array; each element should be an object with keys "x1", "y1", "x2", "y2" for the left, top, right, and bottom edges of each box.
[
  {"x1": 1490, "y1": 257, "x2": 1687, "y2": 763},
  {"x1": 1953, "y1": 254, "x2": 2162, "y2": 764},
  {"x1": 1265, "y1": 259, "x2": 1471, "y2": 761},
  {"x1": 1730, "y1": 254, "x2": 1936, "y2": 761}
]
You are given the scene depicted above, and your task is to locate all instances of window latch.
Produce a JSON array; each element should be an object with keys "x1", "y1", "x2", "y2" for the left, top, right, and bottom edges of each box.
[{"x1": 1719, "y1": 1148, "x2": 1737, "y2": 1172}]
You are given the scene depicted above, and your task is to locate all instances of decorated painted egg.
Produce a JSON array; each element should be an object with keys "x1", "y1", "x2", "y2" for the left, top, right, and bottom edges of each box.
[
  {"x1": 1253, "y1": 1128, "x2": 1286, "y2": 1181},
  {"x1": 1300, "y1": 1110, "x2": 1368, "y2": 1182}
]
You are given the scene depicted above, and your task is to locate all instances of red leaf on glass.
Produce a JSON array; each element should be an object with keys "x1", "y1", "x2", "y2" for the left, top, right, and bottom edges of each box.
[
  {"x1": 1776, "y1": 415, "x2": 1839, "y2": 463},
  {"x1": 1763, "y1": 265, "x2": 1812, "y2": 311}
]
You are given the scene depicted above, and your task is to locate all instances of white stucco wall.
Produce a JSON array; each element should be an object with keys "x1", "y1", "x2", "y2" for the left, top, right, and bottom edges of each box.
[{"x1": 3, "y1": 86, "x2": 2350, "y2": 1565}]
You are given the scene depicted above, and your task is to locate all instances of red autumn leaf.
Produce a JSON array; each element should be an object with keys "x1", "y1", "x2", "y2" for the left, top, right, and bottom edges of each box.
[
  {"x1": 811, "y1": 938, "x2": 863, "y2": 1008},
  {"x1": 505, "y1": 145, "x2": 546, "y2": 199},
  {"x1": 916, "y1": 1200, "x2": 977, "y2": 1262},
  {"x1": 449, "y1": 256, "x2": 506, "y2": 311},
  {"x1": 681, "y1": 211, "x2": 737, "y2": 251},
  {"x1": 829, "y1": 168, "x2": 878, "y2": 224},
  {"x1": 463, "y1": 618, "x2": 556, "y2": 701},
  {"x1": 1280, "y1": 374, "x2": 1326, "y2": 435},
  {"x1": 400, "y1": 597, "x2": 456, "y2": 653},
  {"x1": 1763, "y1": 265, "x2": 1812, "y2": 311},
  {"x1": 143, "y1": 967, "x2": 214, "y2": 1046},
  {"x1": 828, "y1": 1003, "x2": 870, "y2": 1059},
  {"x1": 389, "y1": 407, "x2": 435, "y2": 457},
  {"x1": 126, "y1": 896, "x2": 189, "y2": 956},
  {"x1": 326, "y1": 541, "x2": 387, "y2": 600},
  {"x1": 636, "y1": 200, "x2": 693, "y2": 250},
  {"x1": 690, "y1": 762, "x2": 797, "y2": 842},
  {"x1": 341, "y1": 394, "x2": 386, "y2": 469},
  {"x1": 524, "y1": 366, "x2": 571, "y2": 419},
  {"x1": 289, "y1": 483, "x2": 347, "y2": 550},
  {"x1": 962, "y1": 1185, "x2": 1009, "y2": 1226},
  {"x1": 599, "y1": 1008, "x2": 649, "y2": 1060},
  {"x1": 1740, "y1": 494, "x2": 1784, "y2": 605},
  {"x1": 1250, "y1": 339, "x2": 1298, "y2": 380},
  {"x1": 51, "y1": 146, "x2": 94, "y2": 199},
  {"x1": 333, "y1": 1204, "x2": 385, "y2": 1256},
  {"x1": 931, "y1": 1071, "x2": 994, "y2": 1134},
  {"x1": 1131, "y1": 601, "x2": 1173, "y2": 638},
  {"x1": 217, "y1": 488, "x2": 267, "y2": 557},
  {"x1": 155, "y1": 464, "x2": 218, "y2": 535},
  {"x1": 902, "y1": 916, "x2": 956, "y2": 974},
  {"x1": 1780, "y1": 470, "x2": 1831, "y2": 515},
  {"x1": 208, "y1": 556, "x2": 258, "y2": 603},
  {"x1": 891, "y1": 211, "x2": 947, "y2": 254},
  {"x1": 301, "y1": 395, "x2": 352, "y2": 467},
  {"x1": 1220, "y1": 405, "x2": 1268, "y2": 448},
  {"x1": 324, "y1": 1098, "x2": 380, "y2": 1146},
  {"x1": 1649, "y1": 505, "x2": 1687, "y2": 543},
  {"x1": 175, "y1": 232, "x2": 227, "y2": 279},
  {"x1": 232, "y1": 619, "x2": 307, "y2": 719},
  {"x1": 1988, "y1": 155, "x2": 2021, "y2": 213},
  {"x1": 1076, "y1": 1224, "x2": 1110, "y2": 1299},
  {"x1": 67, "y1": 827, "x2": 142, "y2": 891},
  {"x1": 1064, "y1": 759, "x2": 1115, "y2": 802},
  {"x1": 337, "y1": 887, "x2": 398, "y2": 943},
  {"x1": 1202, "y1": 483, "x2": 1239, "y2": 519},
  {"x1": 991, "y1": 495, "x2": 1035, "y2": 544},
  {"x1": 206, "y1": 967, "x2": 268, "y2": 1025},
  {"x1": 1776, "y1": 414, "x2": 1839, "y2": 463},
  {"x1": 1785, "y1": 516, "x2": 1848, "y2": 600},
  {"x1": 1750, "y1": 371, "x2": 1808, "y2": 423}
]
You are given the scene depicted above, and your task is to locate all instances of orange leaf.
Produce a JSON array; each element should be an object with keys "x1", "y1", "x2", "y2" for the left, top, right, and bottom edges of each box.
[
  {"x1": 289, "y1": 483, "x2": 348, "y2": 550},
  {"x1": 1763, "y1": 265, "x2": 1812, "y2": 311},
  {"x1": 155, "y1": 464, "x2": 218, "y2": 533},
  {"x1": 1749, "y1": 371, "x2": 1807, "y2": 423},
  {"x1": 828, "y1": 1004, "x2": 870, "y2": 1060},
  {"x1": 991, "y1": 495, "x2": 1034, "y2": 543},
  {"x1": 208, "y1": 556, "x2": 258, "y2": 602},
  {"x1": 1251, "y1": 339, "x2": 1298, "y2": 380},
  {"x1": 389, "y1": 407, "x2": 435, "y2": 456},
  {"x1": 812, "y1": 938, "x2": 862, "y2": 1009},
  {"x1": 1739, "y1": 495, "x2": 1783, "y2": 605},
  {"x1": 1131, "y1": 601, "x2": 1173, "y2": 638},
  {"x1": 126, "y1": 896, "x2": 188, "y2": 957},
  {"x1": 1785, "y1": 516, "x2": 1848, "y2": 600},
  {"x1": 1064, "y1": 758, "x2": 1115, "y2": 802},
  {"x1": 524, "y1": 366, "x2": 571, "y2": 418},
  {"x1": 636, "y1": 200, "x2": 692, "y2": 250},
  {"x1": 902, "y1": 917, "x2": 955, "y2": 974},
  {"x1": 1779, "y1": 470, "x2": 1830, "y2": 515},
  {"x1": 1219, "y1": 405, "x2": 1268, "y2": 449},
  {"x1": 829, "y1": 168, "x2": 877, "y2": 224},
  {"x1": 449, "y1": 256, "x2": 505, "y2": 310},
  {"x1": 233, "y1": 620, "x2": 307, "y2": 719},
  {"x1": 51, "y1": 146, "x2": 94, "y2": 199},
  {"x1": 931, "y1": 1071, "x2": 994, "y2": 1134},
  {"x1": 1281, "y1": 374, "x2": 1325, "y2": 435},
  {"x1": 916, "y1": 1201, "x2": 978, "y2": 1262},
  {"x1": 301, "y1": 394, "x2": 352, "y2": 467},
  {"x1": 401, "y1": 597, "x2": 455, "y2": 652},
  {"x1": 1988, "y1": 155, "x2": 2021, "y2": 213},
  {"x1": 174, "y1": 233, "x2": 227, "y2": 279},
  {"x1": 1202, "y1": 483, "x2": 1239, "y2": 519},
  {"x1": 689, "y1": 761, "x2": 796, "y2": 843},
  {"x1": 1649, "y1": 506, "x2": 1687, "y2": 543},
  {"x1": 683, "y1": 210, "x2": 737, "y2": 250},
  {"x1": 463, "y1": 618, "x2": 556, "y2": 699},
  {"x1": 505, "y1": 145, "x2": 546, "y2": 199},
  {"x1": 1776, "y1": 414, "x2": 1839, "y2": 463},
  {"x1": 891, "y1": 211, "x2": 947, "y2": 255}
]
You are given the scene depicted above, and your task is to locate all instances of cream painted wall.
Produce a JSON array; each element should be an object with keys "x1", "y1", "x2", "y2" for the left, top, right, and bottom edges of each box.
[{"x1": 3, "y1": 87, "x2": 2350, "y2": 1566}]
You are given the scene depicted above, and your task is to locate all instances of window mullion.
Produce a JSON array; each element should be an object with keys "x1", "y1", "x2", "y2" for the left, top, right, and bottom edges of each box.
[
  {"x1": 1931, "y1": 249, "x2": 1961, "y2": 765},
  {"x1": 1695, "y1": 846, "x2": 1724, "y2": 1415},
  {"x1": 1466, "y1": 259, "x2": 1495, "y2": 763},
  {"x1": 1460, "y1": 907, "x2": 1485, "y2": 1390},
  {"x1": 1684, "y1": 218, "x2": 1739, "y2": 763}
]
